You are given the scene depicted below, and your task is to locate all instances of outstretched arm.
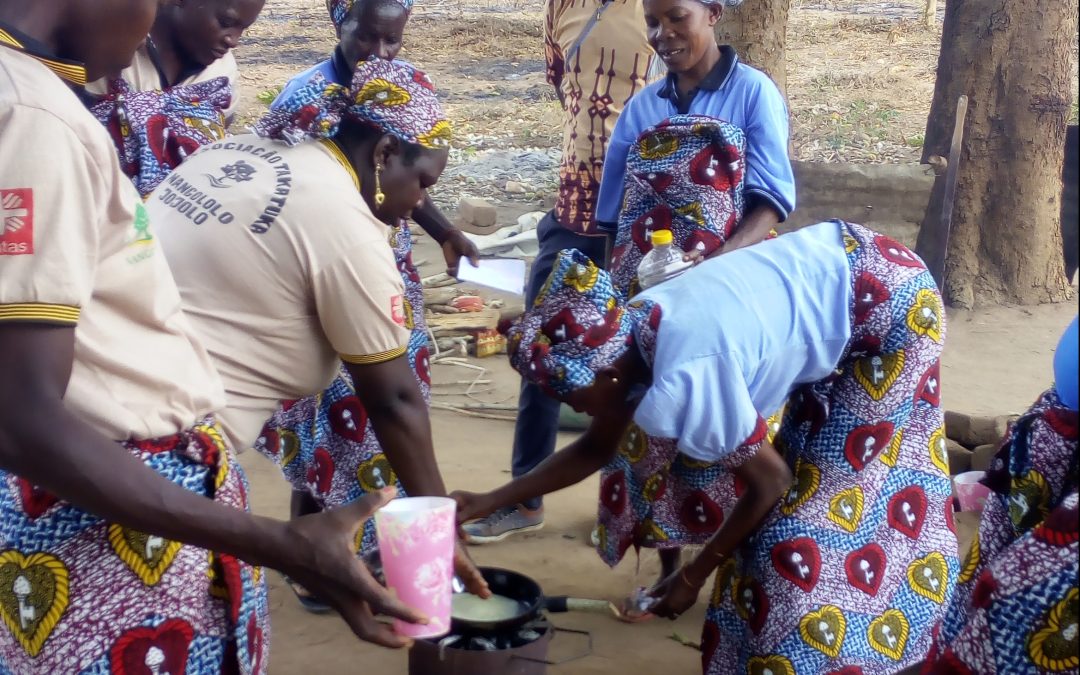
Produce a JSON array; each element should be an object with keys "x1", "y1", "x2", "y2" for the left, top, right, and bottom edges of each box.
[
  {"x1": 344, "y1": 356, "x2": 489, "y2": 597},
  {"x1": 345, "y1": 356, "x2": 445, "y2": 498},
  {"x1": 648, "y1": 440, "x2": 791, "y2": 618},
  {"x1": 684, "y1": 441, "x2": 791, "y2": 583},
  {"x1": 411, "y1": 192, "x2": 479, "y2": 277},
  {"x1": 454, "y1": 405, "x2": 634, "y2": 520},
  {"x1": 0, "y1": 324, "x2": 423, "y2": 647}
]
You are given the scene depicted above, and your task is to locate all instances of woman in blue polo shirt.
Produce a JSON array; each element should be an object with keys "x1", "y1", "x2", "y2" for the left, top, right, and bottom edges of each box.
[
  {"x1": 591, "y1": 0, "x2": 796, "y2": 615},
  {"x1": 456, "y1": 219, "x2": 959, "y2": 672},
  {"x1": 596, "y1": 0, "x2": 795, "y2": 246}
]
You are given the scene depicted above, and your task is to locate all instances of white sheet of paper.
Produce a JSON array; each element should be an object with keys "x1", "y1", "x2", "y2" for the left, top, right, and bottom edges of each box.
[{"x1": 456, "y1": 257, "x2": 527, "y2": 296}]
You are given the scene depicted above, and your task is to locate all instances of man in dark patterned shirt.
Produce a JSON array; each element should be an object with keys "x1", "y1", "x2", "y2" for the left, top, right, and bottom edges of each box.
[{"x1": 463, "y1": 0, "x2": 656, "y2": 541}]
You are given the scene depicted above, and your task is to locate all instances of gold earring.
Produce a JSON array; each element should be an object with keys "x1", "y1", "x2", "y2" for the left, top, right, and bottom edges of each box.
[{"x1": 374, "y1": 164, "x2": 386, "y2": 207}]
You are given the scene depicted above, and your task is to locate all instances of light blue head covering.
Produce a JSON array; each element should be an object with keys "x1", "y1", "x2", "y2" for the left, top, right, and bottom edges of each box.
[{"x1": 1053, "y1": 316, "x2": 1078, "y2": 410}]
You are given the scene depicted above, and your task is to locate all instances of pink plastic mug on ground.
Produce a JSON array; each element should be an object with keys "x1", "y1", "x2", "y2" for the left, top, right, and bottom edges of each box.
[
  {"x1": 953, "y1": 471, "x2": 992, "y2": 512},
  {"x1": 374, "y1": 496, "x2": 457, "y2": 638}
]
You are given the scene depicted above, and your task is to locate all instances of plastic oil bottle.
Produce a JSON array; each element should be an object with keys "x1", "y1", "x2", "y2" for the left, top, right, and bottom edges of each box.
[{"x1": 637, "y1": 229, "x2": 693, "y2": 290}]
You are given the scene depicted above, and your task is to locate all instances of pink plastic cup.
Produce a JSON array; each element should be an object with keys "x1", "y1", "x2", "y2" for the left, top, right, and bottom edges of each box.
[
  {"x1": 953, "y1": 471, "x2": 992, "y2": 512},
  {"x1": 374, "y1": 496, "x2": 457, "y2": 638}
]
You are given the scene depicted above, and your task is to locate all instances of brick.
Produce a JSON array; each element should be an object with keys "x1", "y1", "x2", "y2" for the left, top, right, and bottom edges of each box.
[
  {"x1": 971, "y1": 443, "x2": 1001, "y2": 472},
  {"x1": 946, "y1": 439, "x2": 972, "y2": 475},
  {"x1": 456, "y1": 197, "x2": 497, "y2": 234},
  {"x1": 944, "y1": 411, "x2": 1012, "y2": 449}
]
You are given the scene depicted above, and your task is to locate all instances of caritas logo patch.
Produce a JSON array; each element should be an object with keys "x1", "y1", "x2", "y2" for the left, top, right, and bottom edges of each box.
[{"x1": 0, "y1": 188, "x2": 33, "y2": 255}]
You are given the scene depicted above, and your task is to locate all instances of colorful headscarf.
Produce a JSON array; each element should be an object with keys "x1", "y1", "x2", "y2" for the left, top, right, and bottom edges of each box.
[
  {"x1": 327, "y1": 0, "x2": 414, "y2": 31},
  {"x1": 501, "y1": 249, "x2": 655, "y2": 397},
  {"x1": 89, "y1": 77, "x2": 231, "y2": 197},
  {"x1": 254, "y1": 58, "x2": 451, "y2": 149},
  {"x1": 610, "y1": 114, "x2": 746, "y2": 296}
]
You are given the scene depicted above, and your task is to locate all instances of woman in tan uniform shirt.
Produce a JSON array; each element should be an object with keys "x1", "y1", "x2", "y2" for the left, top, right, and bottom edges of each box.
[
  {"x1": 84, "y1": 0, "x2": 265, "y2": 197},
  {"x1": 0, "y1": 2, "x2": 445, "y2": 672}
]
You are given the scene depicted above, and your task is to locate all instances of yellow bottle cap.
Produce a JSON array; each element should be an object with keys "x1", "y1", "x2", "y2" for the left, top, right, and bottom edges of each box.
[{"x1": 650, "y1": 229, "x2": 673, "y2": 246}]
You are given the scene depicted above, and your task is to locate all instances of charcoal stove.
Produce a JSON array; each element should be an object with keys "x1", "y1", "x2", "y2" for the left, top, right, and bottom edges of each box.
[{"x1": 408, "y1": 616, "x2": 591, "y2": 675}]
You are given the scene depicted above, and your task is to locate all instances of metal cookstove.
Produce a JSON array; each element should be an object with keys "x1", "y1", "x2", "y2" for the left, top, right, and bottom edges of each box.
[{"x1": 408, "y1": 617, "x2": 591, "y2": 675}]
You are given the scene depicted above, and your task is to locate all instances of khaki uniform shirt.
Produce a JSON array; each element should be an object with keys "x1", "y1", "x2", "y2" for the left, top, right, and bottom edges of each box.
[
  {"x1": 148, "y1": 134, "x2": 410, "y2": 450},
  {"x1": 0, "y1": 42, "x2": 226, "y2": 441}
]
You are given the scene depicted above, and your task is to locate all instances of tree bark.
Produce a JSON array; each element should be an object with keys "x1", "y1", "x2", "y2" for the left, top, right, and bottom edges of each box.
[
  {"x1": 714, "y1": 0, "x2": 791, "y2": 97},
  {"x1": 917, "y1": 0, "x2": 1076, "y2": 307}
]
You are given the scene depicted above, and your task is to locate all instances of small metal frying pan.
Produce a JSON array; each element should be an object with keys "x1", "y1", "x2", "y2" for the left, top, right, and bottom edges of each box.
[{"x1": 450, "y1": 567, "x2": 621, "y2": 635}]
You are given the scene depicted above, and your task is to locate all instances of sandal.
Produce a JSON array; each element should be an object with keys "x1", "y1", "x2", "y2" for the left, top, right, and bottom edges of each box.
[{"x1": 284, "y1": 576, "x2": 332, "y2": 614}]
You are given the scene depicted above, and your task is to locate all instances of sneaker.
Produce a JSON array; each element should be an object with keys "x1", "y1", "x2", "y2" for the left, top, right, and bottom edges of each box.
[{"x1": 462, "y1": 504, "x2": 544, "y2": 544}]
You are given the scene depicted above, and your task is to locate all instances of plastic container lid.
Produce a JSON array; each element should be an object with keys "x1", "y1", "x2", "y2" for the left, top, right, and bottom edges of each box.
[{"x1": 650, "y1": 230, "x2": 673, "y2": 246}]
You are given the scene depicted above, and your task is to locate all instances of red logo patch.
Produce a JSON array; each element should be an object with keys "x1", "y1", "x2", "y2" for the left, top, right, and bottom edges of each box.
[
  {"x1": 390, "y1": 294, "x2": 406, "y2": 327},
  {"x1": 0, "y1": 188, "x2": 33, "y2": 255}
]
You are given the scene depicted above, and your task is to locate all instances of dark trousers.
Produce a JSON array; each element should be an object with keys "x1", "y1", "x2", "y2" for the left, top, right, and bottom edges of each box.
[{"x1": 511, "y1": 212, "x2": 608, "y2": 509}]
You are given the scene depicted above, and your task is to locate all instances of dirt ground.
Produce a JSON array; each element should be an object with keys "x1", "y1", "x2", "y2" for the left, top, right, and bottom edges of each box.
[
  {"x1": 228, "y1": 1, "x2": 1079, "y2": 672},
  {"x1": 239, "y1": 227, "x2": 1078, "y2": 675}
]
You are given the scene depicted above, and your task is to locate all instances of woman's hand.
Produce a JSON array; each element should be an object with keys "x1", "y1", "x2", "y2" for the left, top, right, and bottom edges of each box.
[
  {"x1": 682, "y1": 249, "x2": 705, "y2": 266},
  {"x1": 442, "y1": 230, "x2": 480, "y2": 277},
  {"x1": 450, "y1": 489, "x2": 495, "y2": 524},
  {"x1": 454, "y1": 540, "x2": 491, "y2": 598},
  {"x1": 647, "y1": 565, "x2": 707, "y2": 620},
  {"x1": 277, "y1": 487, "x2": 427, "y2": 648},
  {"x1": 681, "y1": 246, "x2": 726, "y2": 266}
]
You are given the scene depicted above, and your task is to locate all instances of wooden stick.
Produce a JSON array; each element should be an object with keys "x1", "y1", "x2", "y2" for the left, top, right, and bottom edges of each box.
[
  {"x1": 430, "y1": 401, "x2": 516, "y2": 421},
  {"x1": 461, "y1": 403, "x2": 518, "y2": 411},
  {"x1": 937, "y1": 95, "x2": 968, "y2": 285}
]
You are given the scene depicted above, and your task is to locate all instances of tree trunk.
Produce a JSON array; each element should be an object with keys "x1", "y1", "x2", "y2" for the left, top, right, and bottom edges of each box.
[
  {"x1": 923, "y1": 0, "x2": 937, "y2": 29},
  {"x1": 714, "y1": 0, "x2": 790, "y2": 97},
  {"x1": 916, "y1": 0, "x2": 1076, "y2": 307}
]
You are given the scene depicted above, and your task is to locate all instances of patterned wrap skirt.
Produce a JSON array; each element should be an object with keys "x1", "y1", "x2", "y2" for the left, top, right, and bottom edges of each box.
[
  {"x1": 702, "y1": 222, "x2": 958, "y2": 674},
  {"x1": 255, "y1": 221, "x2": 430, "y2": 554},
  {"x1": 925, "y1": 389, "x2": 1078, "y2": 674},
  {"x1": 0, "y1": 416, "x2": 269, "y2": 675}
]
